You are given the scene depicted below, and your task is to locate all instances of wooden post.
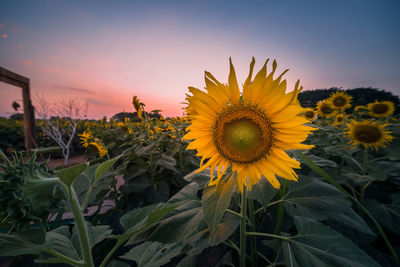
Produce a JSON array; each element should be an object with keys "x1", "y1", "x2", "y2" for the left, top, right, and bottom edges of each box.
[{"x1": 0, "y1": 67, "x2": 36, "y2": 151}]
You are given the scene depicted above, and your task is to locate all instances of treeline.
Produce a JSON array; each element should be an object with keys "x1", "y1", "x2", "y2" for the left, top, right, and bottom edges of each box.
[
  {"x1": 111, "y1": 111, "x2": 162, "y2": 122},
  {"x1": 298, "y1": 87, "x2": 400, "y2": 113}
]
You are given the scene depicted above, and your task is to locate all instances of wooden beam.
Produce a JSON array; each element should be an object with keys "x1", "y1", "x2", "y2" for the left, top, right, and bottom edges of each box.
[
  {"x1": 0, "y1": 67, "x2": 29, "y2": 84},
  {"x1": 0, "y1": 66, "x2": 36, "y2": 151}
]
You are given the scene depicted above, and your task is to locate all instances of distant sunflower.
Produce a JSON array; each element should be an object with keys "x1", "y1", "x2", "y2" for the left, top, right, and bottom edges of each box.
[
  {"x1": 79, "y1": 129, "x2": 108, "y2": 157},
  {"x1": 117, "y1": 122, "x2": 132, "y2": 134},
  {"x1": 132, "y1": 96, "x2": 143, "y2": 119},
  {"x1": 301, "y1": 108, "x2": 317, "y2": 121},
  {"x1": 316, "y1": 100, "x2": 335, "y2": 118},
  {"x1": 354, "y1": 105, "x2": 368, "y2": 112},
  {"x1": 333, "y1": 113, "x2": 347, "y2": 127},
  {"x1": 183, "y1": 58, "x2": 315, "y2": 192},
  {"x1": 329, "y1": 91, "x2": 352, "y2": 109},
  {"x1": 345, "y1": 120, "x2": 393, "y2": 150},
  {"x1": 367, "y1": 100, "x2": 395, "y2": 118}
]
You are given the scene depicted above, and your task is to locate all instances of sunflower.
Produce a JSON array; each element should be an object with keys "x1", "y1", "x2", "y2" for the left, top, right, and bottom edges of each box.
[
  {"x1": 316, "y1": 100, "x2": 335, "y2": 118},
  {"x1": 79, "y1": 129, "x2": 108, "y2": 157},
  {"x1": 301, "y1": 108, "x2": 317, "y2": 121},
  {"x1": 183, "y1": 58, "x2": 315, "y2": 192},
  {"x1": 345, "y1": 120, "x2": 393, "y2": 150},
  {"x1": 79, "y1": 129, "x2": 94, "y2": 145},
  {"x1": 354, "y1": 105, "x2": 368, "y2": 112},
  {"x1": 89, "y1": 141, "x2": 108, "y2": 157},
  {"x1": 333, "y1": 113, "x2": 348, "y2": 127},
  {"x1": 132, "y1": 96, "x2": 143, "y2": 119},
  {"x1": 329, "y1": 91, "x2": 352, "y2": 109},
  {"x1": 367, "y1": 100, "x2": 395, "y2": 118},
  {"x1": 117, "y1": 122, "x2": 132, "y2": 134}
]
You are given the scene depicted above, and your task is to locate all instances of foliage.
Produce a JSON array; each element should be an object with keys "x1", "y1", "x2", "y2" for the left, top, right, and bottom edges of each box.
[
  {"x1": 299, "y1": 87, "x2": 400, "y2": 113},
  {"x1": 1, "y1": 91, "x2": 400, "y2": 266},
  {"x1": 0, "y1": 150, "x2": 61, "y2": 231}
]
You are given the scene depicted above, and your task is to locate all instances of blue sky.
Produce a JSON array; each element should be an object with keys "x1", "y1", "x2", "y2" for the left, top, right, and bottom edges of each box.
[{"x1": 0, "y1": 0, "x2": 399, "y2": 118}]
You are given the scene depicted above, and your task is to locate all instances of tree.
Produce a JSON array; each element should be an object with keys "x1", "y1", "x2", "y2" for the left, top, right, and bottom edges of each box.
[{"x1": 35, "y1": 94, "x2": 88, "y2": 166}]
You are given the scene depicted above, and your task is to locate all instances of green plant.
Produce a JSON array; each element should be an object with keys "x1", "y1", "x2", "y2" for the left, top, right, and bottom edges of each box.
[
  {"x1": 0, "y1": 150, "x2": 61, "y2": 232},
  {"x1": 0, "y1": 156, "x2": 181, "y2": 267}
]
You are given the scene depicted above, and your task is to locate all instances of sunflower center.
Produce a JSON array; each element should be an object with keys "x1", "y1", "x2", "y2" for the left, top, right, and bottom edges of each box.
[
  {"x1": 305, "y1": 111, "x2": 315, "y2": 118},
  {"x1": 354, "y1": 125, "x2": 382, "y2": 143},
  {"x1": 337, "y1": 117, "x2": 343, "y2": 122},
  {"x1": 372, "y1": 104, "x2": 389, "y2": 114},
  {"x1": 213, "y1": 104, "x2": 273, "y2": 164},
  {"x1": 333, "y1": 96, "x2": 347, "y2": 107},
  {"x1": 321, "y1": 104, "x2": 333, "y2": 114}
]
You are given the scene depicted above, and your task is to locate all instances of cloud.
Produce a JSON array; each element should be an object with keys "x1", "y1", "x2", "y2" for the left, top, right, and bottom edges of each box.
[
  {"x1": 84, "y1": 97, "x2": 121, "y2": 107},
  {"x1": 54, "y1": 85, "x2": 95, "y2": 94},
  {"x1": 0, "y1": 24, "x2": 5, "y2": 29},
  {"x1": 1, "y1": 34, "x2": 7, "y2": 38},
  {"x1": 41, "y1": 66, "x2": 80, "y2": 78},
  {"x1": 21, "y1": 59, "x2": 33, "y2": 67}
]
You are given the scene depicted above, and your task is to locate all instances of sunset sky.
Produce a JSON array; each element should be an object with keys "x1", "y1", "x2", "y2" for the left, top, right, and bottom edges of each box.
[{"x1": 1, "y1": 0, "x2": 399, "y2": 119}]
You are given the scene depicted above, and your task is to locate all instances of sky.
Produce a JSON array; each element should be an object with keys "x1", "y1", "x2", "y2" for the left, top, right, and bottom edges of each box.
[{"x1": 0, "y1": 0, "x2": 399, "y2": 119}]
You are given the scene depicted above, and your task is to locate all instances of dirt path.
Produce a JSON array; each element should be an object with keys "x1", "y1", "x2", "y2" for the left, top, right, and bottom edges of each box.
[{"x1": 46, "y1": 154, "x2": 87, "y2": 168}]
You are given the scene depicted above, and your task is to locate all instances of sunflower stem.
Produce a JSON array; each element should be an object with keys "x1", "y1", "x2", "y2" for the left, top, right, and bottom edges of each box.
[
  {"x1": 240, "y1": 186, "x2": 248, "y2": 267},
  {"x1": 362, "y1": 148, "x2": 368, "y2": 175},
  {"x1": 68, "y1": 186, "x2": 94, "y2": 267},
  {"x1": 274, "y1": 180, "x2": 288, "y2": 235},
  {"x1": 360, "y1": 181, "x2": 372, "y2": 204},
  {"x1": 226, "y1": 208, "x2": 242, "y2": 219},
  {"x1": 248, "y1": 198, "x2": 257, "y2": 267}
]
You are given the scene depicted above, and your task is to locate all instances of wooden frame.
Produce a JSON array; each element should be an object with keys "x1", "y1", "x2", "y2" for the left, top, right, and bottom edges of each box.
[{"x1": 0, "y1": 66, "x2": 36, "y2": 151}]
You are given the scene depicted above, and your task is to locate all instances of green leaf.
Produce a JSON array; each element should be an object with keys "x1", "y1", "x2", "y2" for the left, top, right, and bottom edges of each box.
[
  {"x1": 387, "y1": 146, "x2": 400, "y2": 160},
  {"x1": 71, "y1": 223, "x2": 113, "y2": 251},
  {"x1": 247, "y1": 177, "x2": 277, "y2": 206},
  {"x1": 154, "y1": 155, "x2": 177, "y2": 172},
  {"x1": 365, "y1": 194, "x2": 400, "y2": 234},
  {"x1": 283, "y1": 178, "x2": 374, "y2": 235},
  {"x1": 55, "y1": 162, "x2": 88, "y2": 188},
  {"x1": 281, "y1": 233, "x2": 301, "y2": 267},
  {"x1": 0, "y1": 229, "x2": 48, "y2": 256},
  {"x1": 30, "y1": 146, "x2": 62, "y2": 154},
  {"x1": 95, "y1": 156, "x2": 120, "y2": 185},
  {"x1": 305, "y1": 154, "x2": 338, "y2": 167},
  {"x1": 202, "y1": 174, "x2": 236, "y2": 234},
  {"x1": 44, "y1": 231, "x2": 80, "y2": 261},
  {"x1": 145, "y1": 182, "x2": 170, "y2": 203},
  {"x1": 120, "y1": 241, "x2": 183, "y2": 267},
  {"x1": 0, "y1": 148, "x2": 10, "y2": 164},
  {"x1": 21, "y1": 176, "x2": 60, "y2": 206},
  {"x1": 341, "y1": 169, "x2": 387, "y2": 185},
  {"x1": 106, "y1": 260, "x2": 131, "y2": 267},
  {"x1": 119, "y1": 203, "x2": 179, "y2": 239},
  {"x1": 145, "y1": 201, "x2": 205, "y2": 244},
  {"x1": 186, "y1": 213, "x2": 239, "y2": 255},
  {"x1": 176, "y1": 255, "x2": 196, "y2": 267},
  {"x1": 168, "y1": 182, "x2": 200, "y2": 203},
  {"x1": 282, "y1": 217, "x2": 380, "y2": 267},
  {"x1": 183, "y1": 169, "x2": 212, "y2": 187}
]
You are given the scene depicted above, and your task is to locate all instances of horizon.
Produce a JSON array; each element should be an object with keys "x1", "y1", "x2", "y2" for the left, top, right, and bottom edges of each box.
[{"x1": 1, "y1": 0, "x2": 399, "y2": 119}]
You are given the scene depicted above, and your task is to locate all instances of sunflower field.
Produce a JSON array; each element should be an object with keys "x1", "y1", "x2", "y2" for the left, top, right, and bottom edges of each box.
[{"x1": 1, "y1": 58, "x2": 400, "y2": 267}]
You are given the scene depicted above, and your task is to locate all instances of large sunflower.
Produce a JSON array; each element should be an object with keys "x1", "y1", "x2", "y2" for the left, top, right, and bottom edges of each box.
[
  {"x1": 316, "y1": 100, "x2": 335, "y2": 118},
  {"x1": 345, "y1": 120, "x2": 393, "y2": 150},
  {"x1": 328, "y1": 91, "x2": 352, "y2": 109},
  {"x1": 183, "y1": 58, "x2": 315, "y2": 192},
  {"x1": 367, "y1": 100, "x2": 395, "y2": 118}
]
